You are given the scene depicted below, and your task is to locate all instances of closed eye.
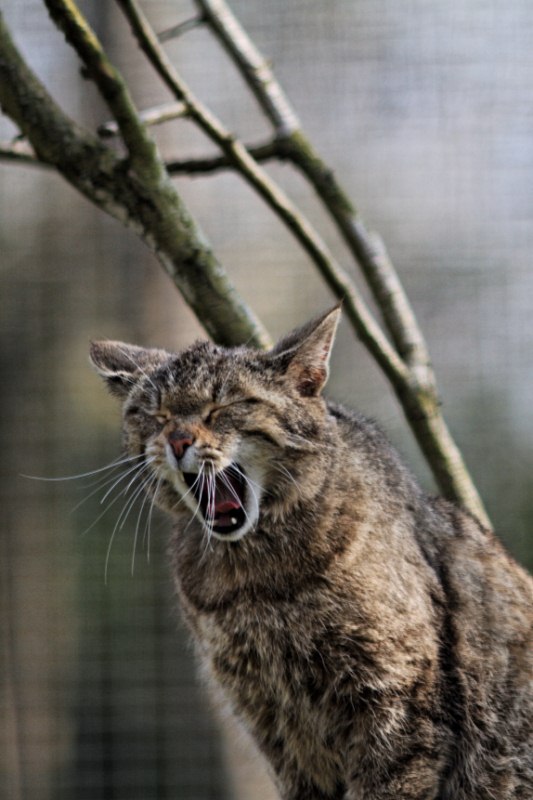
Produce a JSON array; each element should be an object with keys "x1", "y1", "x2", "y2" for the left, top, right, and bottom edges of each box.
[
  {"x1": 204, "y1": 397, "x2": 261, "y2": 423},
  {"x1": 204, "y1": 405, "x2": 222, "y2": 424}
]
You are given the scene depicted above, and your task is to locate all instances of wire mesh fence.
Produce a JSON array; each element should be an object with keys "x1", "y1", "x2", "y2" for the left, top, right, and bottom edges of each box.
[{"x1": 2, "y1": 1, "x2": 533, "y2": 798}]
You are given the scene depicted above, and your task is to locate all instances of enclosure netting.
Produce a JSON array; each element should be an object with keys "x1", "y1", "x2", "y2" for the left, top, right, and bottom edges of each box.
[{"x1": 2, "y1": 1, "x2": 533, "y2": 798}]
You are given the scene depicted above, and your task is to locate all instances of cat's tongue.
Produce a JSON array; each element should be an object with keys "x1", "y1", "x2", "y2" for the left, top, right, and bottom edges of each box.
[
  {"x1": 215, "y1": 499, "x2": 240, "y2": 514},
  {"x1": 213, "y1": 472, "x2": 242, "y2": 516}
]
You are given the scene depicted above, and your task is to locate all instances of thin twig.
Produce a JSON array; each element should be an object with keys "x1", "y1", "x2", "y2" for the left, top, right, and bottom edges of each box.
[
  {"x1": 165, "y1": 138, "x2": 277, "y2": 174},
  {"x1": 281, "y1": 133, "x2": 431, "y2": 371},
  {"x1": 98, "y1": 100, "x2": 188, "y2": 138},
  {"x1": 157, "y1": 14, "x2": 205, "y2": 43}
]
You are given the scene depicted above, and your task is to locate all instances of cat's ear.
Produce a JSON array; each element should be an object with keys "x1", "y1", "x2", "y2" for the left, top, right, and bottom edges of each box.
[
  {"x1": 271, "y1": 305, "x2": 341, "y2": 396},
  {"x1": 89, "y1": 340, "x2": 169, "y2": 399}
]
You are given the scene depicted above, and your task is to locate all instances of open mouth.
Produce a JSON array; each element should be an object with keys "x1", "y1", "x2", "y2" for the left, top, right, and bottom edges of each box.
[{"x1": 182, "y1": 464, "x2": 247, "y2": 536}]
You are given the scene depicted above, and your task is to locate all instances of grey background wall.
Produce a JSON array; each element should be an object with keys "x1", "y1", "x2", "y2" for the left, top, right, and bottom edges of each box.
[{"x1": 2, "y1": 1, "x2": 533, "y2": 798}]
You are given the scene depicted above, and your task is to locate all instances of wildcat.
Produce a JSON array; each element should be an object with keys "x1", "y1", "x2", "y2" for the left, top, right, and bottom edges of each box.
[{"x1": 90, "y1": 306, "x2": 532, "y2": 800}]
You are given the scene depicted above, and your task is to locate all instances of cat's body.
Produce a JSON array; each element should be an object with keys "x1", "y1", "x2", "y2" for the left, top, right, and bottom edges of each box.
[{"x1": 91, "y1": 308, "x2": 533, "y2": 800}]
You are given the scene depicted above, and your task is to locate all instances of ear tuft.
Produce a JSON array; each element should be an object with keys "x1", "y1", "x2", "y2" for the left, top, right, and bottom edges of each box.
[
  {"x1": 272, "y1": 305, "x2": 341, "y2": 396},
  {"x1": 89, "y1": 340, "x2": 169, "y2": 399}
]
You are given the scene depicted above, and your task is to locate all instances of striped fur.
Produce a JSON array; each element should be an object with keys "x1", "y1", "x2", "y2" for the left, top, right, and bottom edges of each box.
[{"x1": 90, "y1": 308, "x2": 533, "y2": 799}]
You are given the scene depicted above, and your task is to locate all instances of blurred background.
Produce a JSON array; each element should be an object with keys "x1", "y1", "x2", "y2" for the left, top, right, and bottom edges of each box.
[{"x1": 1, "y1": 1, "x2": 533, "y2": 798}]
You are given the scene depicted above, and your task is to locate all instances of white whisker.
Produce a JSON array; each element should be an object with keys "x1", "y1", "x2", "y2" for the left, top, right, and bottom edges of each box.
[
  {"x1": 79, "y1": 459, "x2": 153, "y2": 538},
  {"x1": 80, "y1": 491, "x2": 129, "y2": 538},
  {"x1": 200, "y1": 467, "x2": 215, "y2": 559},
  {"x1": 131, "y1": 473, "x2": 158, "y2": 575},
  {"x1": 176, "y1": 467, "x2": 204, "y2": 509},
  {"x1": 119, "y1": 471, "x2": 156, "y2": 534},
  {"x1": 68, "y1": 458, "x2": 149, "y2": 513},
  {"x1": 229, "y1": 463, "x2": 264, "y2": 495},
  {"x1": 70, "y1": 468, "x2": 130, "y2": 514},
  {"x1": 100, "y1": 457, "x2": 155, "y2": 504},
  {"x1": 183, "y1": 463, "x2": 206, "y2": 531},
  {"x1": 205, "y1": 468, "x2": 214, "y2": 536},
  {"x1": 143, "y1": 475, "x2": 163, "y2": 566},
  {"x1": 104, "y1": 468, "x2": 157, "y2": 583},
  {"x1": 21, "y1": 453, "x2": 144, "y2": 482},
  {"x1": 229, "y1": 464, "x2": 265, "y2": 518}
]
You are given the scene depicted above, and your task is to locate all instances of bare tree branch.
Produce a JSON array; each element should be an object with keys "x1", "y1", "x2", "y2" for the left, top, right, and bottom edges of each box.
[
  {"x1": 195, "y1": 0, "x2": 490, "y2": 527},
  {"x1": 0, "y1": 2, "x2": 490, "y2": 526},
  {"x1": 0, "y1": 8, "x2": 270, "y2": 350},
  {"x1": 165, "y1": 138, "x2": 278, "y2": 175},
  {"x1": 116, "y1": 0, "x2": 410, "y2": 388},
  {"x1": 44, "y1": 0, "x2": 166, "y2": 183}
]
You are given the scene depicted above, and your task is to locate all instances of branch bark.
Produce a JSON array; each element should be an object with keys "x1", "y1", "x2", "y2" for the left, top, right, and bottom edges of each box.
[{"x1": 0, "y1": 8, "x2": 270, "y2": 350}]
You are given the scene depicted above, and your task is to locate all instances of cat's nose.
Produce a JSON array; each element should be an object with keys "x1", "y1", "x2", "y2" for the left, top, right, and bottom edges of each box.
[{"x1": 168, "y1": 430, "x2": 194, "y2": 459}]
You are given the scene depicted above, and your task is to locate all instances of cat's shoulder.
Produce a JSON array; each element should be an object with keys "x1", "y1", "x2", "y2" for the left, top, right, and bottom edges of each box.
[
  {"x1": 326, "y1": 399, "x2": 377, "y2": 432},
  {"x1": 326, "y1": 399, "x2": 397, "y2": 456}
]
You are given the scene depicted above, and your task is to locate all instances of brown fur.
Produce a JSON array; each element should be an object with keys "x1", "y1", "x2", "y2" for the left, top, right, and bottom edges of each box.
[{"x1": 90, "y1": 308, "x2": 533, "y2": 799}]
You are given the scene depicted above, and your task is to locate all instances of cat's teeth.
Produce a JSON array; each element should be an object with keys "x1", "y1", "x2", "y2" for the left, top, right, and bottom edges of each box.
[{"x1": 230, "y1": 517, "x2": 237, "y2": 525}]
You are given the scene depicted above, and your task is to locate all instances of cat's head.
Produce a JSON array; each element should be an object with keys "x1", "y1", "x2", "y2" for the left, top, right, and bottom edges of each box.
[{"x1": 89, "y1": 306, "x2": 340, "y2": 542}]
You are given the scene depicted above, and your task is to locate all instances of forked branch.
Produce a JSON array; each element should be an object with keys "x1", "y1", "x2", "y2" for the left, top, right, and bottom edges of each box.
[
  {"x1": 116, "y1": 0, "x2": 409, "y2": 385},
  {"x1": 117, "y1": 0, "x2": 489, "y2": 525}
]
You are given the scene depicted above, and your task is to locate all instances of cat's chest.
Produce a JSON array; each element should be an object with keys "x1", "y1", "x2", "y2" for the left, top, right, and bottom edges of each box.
[
  {"x1": 194, "y1": 600, "x2": 349, "y2": 784},
  {"x1": 194, "y1": 599, "x2": 321, "y2": 694}
]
